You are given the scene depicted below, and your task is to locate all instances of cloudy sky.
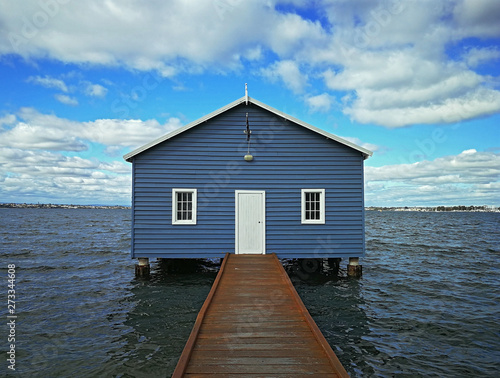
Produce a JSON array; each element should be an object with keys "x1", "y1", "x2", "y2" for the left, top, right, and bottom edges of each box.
[{"x1": 0, "y1": 0, "x2": 499, "y2": 206}]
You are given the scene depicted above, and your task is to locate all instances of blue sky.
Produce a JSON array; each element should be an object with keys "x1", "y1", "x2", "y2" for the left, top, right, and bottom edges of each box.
[{"x1": 0, "y1": 0, "x2": 499, "y2": 206}]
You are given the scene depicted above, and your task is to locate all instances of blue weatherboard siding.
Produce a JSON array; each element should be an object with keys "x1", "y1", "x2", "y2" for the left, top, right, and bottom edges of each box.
[{"x1": 131, "y1": 103, "x2": 366, "y2": 259}]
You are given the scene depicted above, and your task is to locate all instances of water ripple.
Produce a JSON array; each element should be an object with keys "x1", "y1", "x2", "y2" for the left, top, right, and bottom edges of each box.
[{"x1": 0, "y1": 209, "x2": 499, "y2": 377}]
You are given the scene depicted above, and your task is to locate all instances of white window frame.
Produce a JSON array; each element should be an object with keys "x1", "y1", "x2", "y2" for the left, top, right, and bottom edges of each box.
[
  {"x1": 172, "y1": 188, "x2": 197, "y2": 225},
  {"x1": 301, "y1": 189, "x2": 325, "y2": 224}
]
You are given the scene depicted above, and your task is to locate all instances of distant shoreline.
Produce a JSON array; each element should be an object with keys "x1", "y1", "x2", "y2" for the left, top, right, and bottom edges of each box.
[
  {"x1": 0, "y1": 203, "x2": 130, "y2": 210},
  {"x1": 366, "y1": 206, "x2": 499, "y2": 213},
  {"x1": 1, "y1": 203, "x2": 498, "y2": 212}
]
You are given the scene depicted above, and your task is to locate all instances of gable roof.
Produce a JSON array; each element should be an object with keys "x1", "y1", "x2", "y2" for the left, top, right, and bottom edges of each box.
[{"x1": 124, "y1": 96, "x2": 373, "y2": 162}]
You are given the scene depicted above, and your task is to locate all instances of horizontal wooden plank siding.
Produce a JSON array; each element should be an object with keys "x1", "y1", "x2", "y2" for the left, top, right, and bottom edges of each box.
[
  {"x1": 172, "y1": 254, "x2": 349, "y2": 377},
  {"x1": 132, "y1": 103, "x2": 365, "y2": 259}
]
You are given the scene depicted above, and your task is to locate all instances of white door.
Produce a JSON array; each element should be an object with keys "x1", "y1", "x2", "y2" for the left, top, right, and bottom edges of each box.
[{"x1": 235, "y1": 190, "x2": 265, "y2": 254}]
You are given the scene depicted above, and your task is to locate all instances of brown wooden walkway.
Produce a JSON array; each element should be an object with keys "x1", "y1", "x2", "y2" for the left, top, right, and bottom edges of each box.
[{"x1": 172, "y1": 253, "x2": 349, "y2": 377}]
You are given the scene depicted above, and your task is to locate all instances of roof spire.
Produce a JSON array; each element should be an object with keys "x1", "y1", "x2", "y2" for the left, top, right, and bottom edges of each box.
[{"x1": 245, "y1": 83, "x2": 248, "y2": 105}]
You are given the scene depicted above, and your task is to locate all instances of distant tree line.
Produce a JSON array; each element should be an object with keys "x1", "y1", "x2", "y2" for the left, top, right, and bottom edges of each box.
[
  {"x1": 0, "y1": 203, "x2": 130, "y2": 209},
  {"x1": 366, "y1": 205, "x2": 498, "y2": 212},
  {"x1": 434, "y1": 205, "x2": 491, "y2": 212}
]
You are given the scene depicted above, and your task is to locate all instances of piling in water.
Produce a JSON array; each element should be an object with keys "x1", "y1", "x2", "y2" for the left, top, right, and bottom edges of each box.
[
  {"x1": 135, "y1": 258, "x2": 150, "y2": 278},
  {"x1": 347, "y1": 257, "x2": 362, "y2": 278}
]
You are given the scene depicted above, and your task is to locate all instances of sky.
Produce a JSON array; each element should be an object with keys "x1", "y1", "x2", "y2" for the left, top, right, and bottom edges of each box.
[{"x1": 0, "y1": 0, "x2": 499, "y2": 207}]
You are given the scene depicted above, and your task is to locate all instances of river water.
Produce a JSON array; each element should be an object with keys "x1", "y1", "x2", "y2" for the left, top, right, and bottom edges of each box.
[{"x1": 1, "y1": 208, "x2": 499, "y2": 377}]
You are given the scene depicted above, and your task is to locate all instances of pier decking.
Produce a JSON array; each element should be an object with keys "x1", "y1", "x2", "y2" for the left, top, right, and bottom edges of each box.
[{"x1": 172, "y1": 253, "x2": 349, "y2": 377}]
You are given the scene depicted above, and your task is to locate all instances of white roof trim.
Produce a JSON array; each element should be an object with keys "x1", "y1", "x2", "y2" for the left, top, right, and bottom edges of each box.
[
  {"x1": 249, "y1": 97, "x2": 373, "y2": 159},
  {"x1": 124, "y1": 96, "x2": 373, "y2": 161}
]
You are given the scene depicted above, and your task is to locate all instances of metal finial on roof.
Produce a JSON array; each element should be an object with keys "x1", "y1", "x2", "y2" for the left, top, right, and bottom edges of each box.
[{"x1": 245, "y1": 83, "x2": 248, "y2": 105}]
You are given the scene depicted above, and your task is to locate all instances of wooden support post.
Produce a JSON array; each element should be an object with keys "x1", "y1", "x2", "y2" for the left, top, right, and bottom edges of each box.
[
  {"x1": 328, "y1": 258, "x2": 341, "y2": 275},
  {"x1": 135, "y1": 257, "x2": 150, "y2": 278},
  {"x1": 347, "y1": 257, "x2": 362, "y2": 278}
]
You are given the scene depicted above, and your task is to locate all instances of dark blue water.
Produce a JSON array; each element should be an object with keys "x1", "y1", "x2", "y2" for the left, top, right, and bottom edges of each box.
[{"x1": 1, "y1": 209, "x2": 499, "y2": 377}]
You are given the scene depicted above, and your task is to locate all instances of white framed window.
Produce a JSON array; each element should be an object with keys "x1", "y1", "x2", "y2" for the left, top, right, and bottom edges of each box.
[
  {"x1": 172, "y1": 188, "x2": 197, "y2": 225},
  {"x1": 301, "y1": 189, "x2": 325, "y2": 224}
]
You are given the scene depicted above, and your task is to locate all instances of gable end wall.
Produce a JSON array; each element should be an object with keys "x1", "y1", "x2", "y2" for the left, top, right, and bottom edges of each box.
[{"x1": 131, "y1": 104, "x2": 366, "y2": 259}]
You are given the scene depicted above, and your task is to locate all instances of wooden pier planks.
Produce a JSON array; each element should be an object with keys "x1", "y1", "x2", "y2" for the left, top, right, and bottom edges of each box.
[{"x1": 172, "y1": 253, "x2": 349, "y2": 377}]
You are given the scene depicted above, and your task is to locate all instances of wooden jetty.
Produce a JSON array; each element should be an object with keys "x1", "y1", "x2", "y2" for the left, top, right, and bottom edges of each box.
[{"x1": 172, "y1": 253, "x2": 349, "y2": 377}]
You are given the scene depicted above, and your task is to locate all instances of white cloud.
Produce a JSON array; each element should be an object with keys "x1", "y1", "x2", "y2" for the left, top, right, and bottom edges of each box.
[
  {"x1": 322, "y1": 47, "x2": 500, "y2": 127},
  {"x1": 0, "y1": 116, "x2": 86, "y2": 151},
  {"x1": 296, "y1": 1, "x2": 500, "y2": 127},
  {"x1": 0, "y1": 171, "x2": 132, "y2": 204},
  {"x1": 365, "y1": 149, "x2": 500, "y2": 206},
  {"x1": 261, "y1": 60, "x2": 307, "y2": 94},
  {"x1": 0, "y1": 114, "x2": 17, "y2": 126},
  {"x1": 0, "y1": 0, "x2": 500, "y2": 141},
  {"x1": 84, "y1": 83, "x2": 108, "y2": 97},
  {"x1": 453, "y1": 0, "x2": 500, "y2": 38},
  {"x1": 0, "y1": 0, "x2": 268, "y2": 73},
  {"x1": 338, "y1": 136, "x2": 379, "y2": 153},
  {"x1": 244, "y1": 46, "x2": 263, "y2": 61},
  {"x1": 98, "y1": 160, "x2": 131, "y2": 174},
  {"x1": 1, "y1": 1, "x2": 499, "y2": 127},
  {"x1": 0, "y1": 1, "x2": 323, "y2": 75},
  {"x1": 346, "y1": 87, "x2": 500, "y2": 128},
  {"x1": 267, "y1": 11, "x2": 326, "y2": 59},
  {"x1": 304, "y1": 1, "x2": 500, "y2": 127},
  {"x1": 1, "y1": 148, "x2": 94, "y2": 172},
  {"x1": 463, "y1": 47, "x2": 500, "y2": 68},
  {"x1": 27, "y1": 74, "x2": 109, "y2": 101},
  {"x1": 55, "y1": 94, "x2": 78, "y2": 106},
  {"x1": 306, "y1": 93, "x2": 334, "y2": 112},
  {"x1": 27, "y1": 75, "x2": 68, "y2": 92},
  {"x1": 0, "y1": 108, "x2": 183, "y2": 152},
  {"x1": 0, "y1": 106, "x2": 178, "y2": 204},
  {"x1": 0, "y1": 148, "x2": 132, "y2": 205},
  {"x1": 81, "y1": 117, "x2": 183, "y2": 148},
  {"x1": 367, "y1": 149, "x2": 500, "y2": 183}
]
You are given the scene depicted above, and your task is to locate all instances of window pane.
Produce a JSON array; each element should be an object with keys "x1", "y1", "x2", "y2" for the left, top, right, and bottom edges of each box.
[
  {"x1": 304, "y1": 190, "x2": 322, "y2": 221},
  {"x1": 176, "y1": 191, "x2": 194, "y2": 221}
]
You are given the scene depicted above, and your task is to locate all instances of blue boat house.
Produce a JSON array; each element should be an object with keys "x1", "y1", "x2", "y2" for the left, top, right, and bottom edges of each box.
[{"x1": 124, "y1": 91, "x2": 372, "y2": 275}]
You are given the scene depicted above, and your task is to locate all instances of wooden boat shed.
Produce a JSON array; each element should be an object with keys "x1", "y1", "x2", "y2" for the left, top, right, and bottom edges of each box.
[{"x1": 124, "y1": 91, "x2": 372, "y2": 272}]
